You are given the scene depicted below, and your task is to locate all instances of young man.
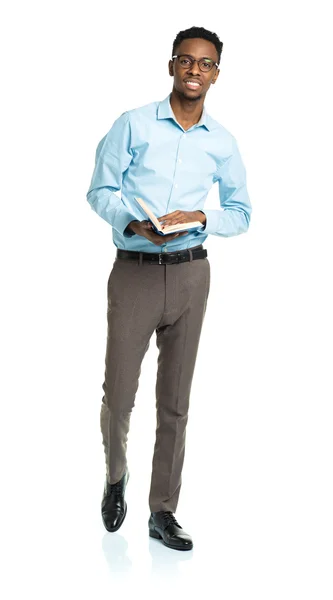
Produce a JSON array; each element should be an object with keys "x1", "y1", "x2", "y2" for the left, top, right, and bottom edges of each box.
[{"x1": 86, "y1": 25, "x2": 252, "y2": 551}]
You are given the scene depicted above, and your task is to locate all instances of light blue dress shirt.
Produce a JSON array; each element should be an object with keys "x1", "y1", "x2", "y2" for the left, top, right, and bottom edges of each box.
[{"x1": 86, "y1": 93, "x2": 252, "y2": 253}]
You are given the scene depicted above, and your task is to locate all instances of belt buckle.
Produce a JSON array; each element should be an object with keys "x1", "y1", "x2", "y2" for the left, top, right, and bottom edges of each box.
[
  {"x1": 158, "y1": 252, "x2": 182, "y2": 265},
  {"x1": 158, "y1": 253, "x2": 173, "y2": 264}
]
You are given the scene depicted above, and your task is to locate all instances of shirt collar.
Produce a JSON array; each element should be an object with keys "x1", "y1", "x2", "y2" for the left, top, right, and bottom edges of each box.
[{"x1": 157, "y1": 93, "x2": 211, "y2": 131}]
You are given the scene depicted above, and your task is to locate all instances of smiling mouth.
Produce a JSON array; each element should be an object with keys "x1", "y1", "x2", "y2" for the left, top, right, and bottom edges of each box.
[{"x1": 184, "y1": 80, "x2": 201, "y2": 89}]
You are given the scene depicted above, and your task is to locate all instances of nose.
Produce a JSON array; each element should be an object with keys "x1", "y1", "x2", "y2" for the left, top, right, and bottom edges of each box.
[{"x1": 187, "y1": 59, "x2": 201, "y2": 76}]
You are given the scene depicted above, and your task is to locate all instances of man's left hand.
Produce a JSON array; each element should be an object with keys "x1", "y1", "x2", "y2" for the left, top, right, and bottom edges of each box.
[{"x1": 157, "y1": 210, "x2": 206, "y2": 229}]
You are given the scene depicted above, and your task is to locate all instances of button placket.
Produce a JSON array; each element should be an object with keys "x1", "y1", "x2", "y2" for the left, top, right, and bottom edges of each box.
[{"x1": 173, "y1": 135, "x2": 185, "y2": 192}]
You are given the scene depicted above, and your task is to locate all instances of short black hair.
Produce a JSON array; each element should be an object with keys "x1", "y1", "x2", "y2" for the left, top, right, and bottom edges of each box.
[{"x1": 172, "y1": 26, "x2": 223, "y2": 64}]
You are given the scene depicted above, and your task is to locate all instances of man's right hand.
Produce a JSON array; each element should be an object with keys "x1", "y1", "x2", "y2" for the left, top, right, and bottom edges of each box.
[{"x1": 127, "y1": 220, "x2": 188, "y2": 246}]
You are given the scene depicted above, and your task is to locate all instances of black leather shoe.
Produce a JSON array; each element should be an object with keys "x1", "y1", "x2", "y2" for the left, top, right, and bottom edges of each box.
[
  {"x1": 149, "y1": 511, "x2": 193, "y2": 550},
  {"x1": 101, "y1": 468, "x2": 129, "y2": 532}
]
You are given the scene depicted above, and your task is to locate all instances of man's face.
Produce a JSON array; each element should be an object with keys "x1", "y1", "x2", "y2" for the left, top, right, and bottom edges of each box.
[{"x1": 169, "y1": 37, "x2": 220, "y2": 101}]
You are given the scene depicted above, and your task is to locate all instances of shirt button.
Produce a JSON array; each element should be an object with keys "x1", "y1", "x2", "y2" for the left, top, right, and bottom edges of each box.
[
  {"x1": 178, "y1": 158, "x2": 182, "y2": 163},
  {"x1": 175, "y1": 183, "x2": 178, "y2": 188}
]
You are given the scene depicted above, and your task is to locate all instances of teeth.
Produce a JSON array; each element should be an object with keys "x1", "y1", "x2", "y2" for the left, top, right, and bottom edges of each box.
[{"x1": 186, "y1": 81, "x2": 200, "y2": 86}]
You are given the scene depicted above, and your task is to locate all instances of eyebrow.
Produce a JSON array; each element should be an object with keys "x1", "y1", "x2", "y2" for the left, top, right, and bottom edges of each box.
[{"x1": 180, "y1": 53, "x2": 215, "y2": 62}]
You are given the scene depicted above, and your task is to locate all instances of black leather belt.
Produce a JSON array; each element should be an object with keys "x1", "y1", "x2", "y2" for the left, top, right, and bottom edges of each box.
[{"x1": 116, "y1": 244, "x2": 207, "y2": 265}]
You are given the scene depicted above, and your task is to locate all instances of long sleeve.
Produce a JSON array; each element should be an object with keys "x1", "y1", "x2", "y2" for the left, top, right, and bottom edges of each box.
[
  {"x1": 86, "y1": 111, "x2": 138, "y2": 237},
  {"x1": 201, "y1": 137, "x2": 252, "y2": 237}
]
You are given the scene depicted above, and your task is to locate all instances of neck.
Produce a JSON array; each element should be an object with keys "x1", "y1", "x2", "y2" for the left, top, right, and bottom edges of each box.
[{"x1": 169, "y1": 88, "x2": 205, "y2": 125}]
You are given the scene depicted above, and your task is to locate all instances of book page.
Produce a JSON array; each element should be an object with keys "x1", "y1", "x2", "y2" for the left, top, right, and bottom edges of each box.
[
  {"x1": 134, "y1": 197, "x2": 202, "y2": 233},
  {"x1": 163, "y1": 221, "x2": 202, "y2": 232},
  {"x1": 134, "y1": 197, "x2": 162, "y2": 231}
]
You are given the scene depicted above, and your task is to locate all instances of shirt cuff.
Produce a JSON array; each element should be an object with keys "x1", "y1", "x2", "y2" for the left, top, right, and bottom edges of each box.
[
  {"x1": 123, "y1": 219, "x2": 140, "y2": 237},
  {"x1": 113, "y1": 208, "x2": 139, "y2": 237},
  {"x1": 199, "y1": 209, "x2": 221, "y2": 235}
]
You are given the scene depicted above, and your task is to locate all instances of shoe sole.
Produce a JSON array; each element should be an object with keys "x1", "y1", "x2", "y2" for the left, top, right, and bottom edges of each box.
[{"x1": 149, "y1": 527, "x2": 193, "y2": 551}]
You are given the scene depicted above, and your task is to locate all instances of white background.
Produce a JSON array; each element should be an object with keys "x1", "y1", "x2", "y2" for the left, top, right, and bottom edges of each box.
[{"x1": 1, "y1": 1, "x2": 332, "y2": 598}]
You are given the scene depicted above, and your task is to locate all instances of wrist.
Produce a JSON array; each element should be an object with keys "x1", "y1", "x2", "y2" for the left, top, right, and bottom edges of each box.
[
  {"x1": 197, "y1": 210, "x2": 206, "y2": 225},
  {"x1": 124, "y1": 220, "x2": 139, "y2": 235}
]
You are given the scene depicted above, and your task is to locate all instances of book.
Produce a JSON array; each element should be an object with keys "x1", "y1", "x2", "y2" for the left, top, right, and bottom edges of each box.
[{"x1": 134, "y1": 197, "x2": 203, "y2": 236}]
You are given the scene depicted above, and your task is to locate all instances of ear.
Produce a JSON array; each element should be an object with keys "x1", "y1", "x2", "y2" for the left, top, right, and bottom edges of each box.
[
  {"x1": 212, "y1": 69, "x2": 220, "y2": 84},
  {"x1": 168, "y1": 60, "x2": 174, "y2": 76}
]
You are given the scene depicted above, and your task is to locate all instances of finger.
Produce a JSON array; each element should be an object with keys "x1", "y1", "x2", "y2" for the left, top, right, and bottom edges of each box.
[
  {"x1": 142, "y1": 220, "x2": 153, "y2": 229},
  {"x1": 171, "y1": 231, "x2": 188, "y2": 239},
  {"x1": 158, "y1": 211, "x2": 180, "y2": 221}
]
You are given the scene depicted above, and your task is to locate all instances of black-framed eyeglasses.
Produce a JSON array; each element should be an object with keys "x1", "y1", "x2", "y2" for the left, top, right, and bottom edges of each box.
[{"x1": 172, "y1": 54, "x2": 219, "y2": 72}]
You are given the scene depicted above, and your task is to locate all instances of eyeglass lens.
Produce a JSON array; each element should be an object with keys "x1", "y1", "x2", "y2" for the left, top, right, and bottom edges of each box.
[{"x1": 177, "y1": 55, "x2": 214, "y2": 72}]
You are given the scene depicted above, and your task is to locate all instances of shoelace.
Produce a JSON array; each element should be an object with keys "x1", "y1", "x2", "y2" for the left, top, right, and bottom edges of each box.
[
  {"x1": 107, "y1": 479, "x2": 124, "y2": 498},
  {"x1": 161, "y1": 511, "x2": 181, "y2": 528}
]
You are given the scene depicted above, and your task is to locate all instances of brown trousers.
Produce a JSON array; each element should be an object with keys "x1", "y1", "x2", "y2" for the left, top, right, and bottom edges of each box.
[{"x1": 100, "y1": 244, "x2": 210, "y2": 513}]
